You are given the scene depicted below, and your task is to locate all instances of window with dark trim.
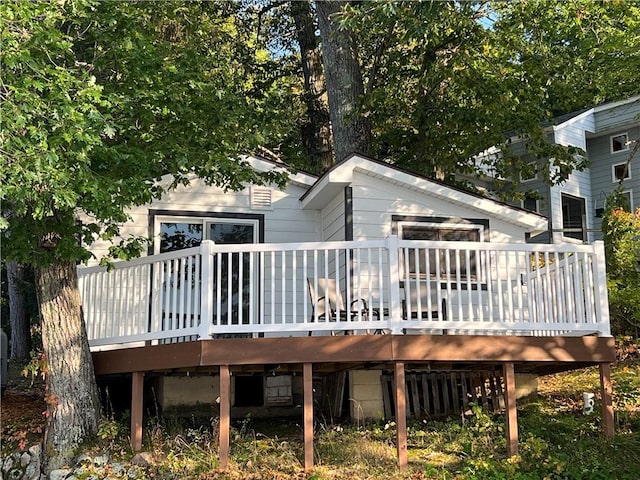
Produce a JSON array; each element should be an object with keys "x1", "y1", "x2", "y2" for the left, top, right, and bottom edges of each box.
[
  {"x1": 392, "y1": 216, "x2": 488, "y2": 281},
  {"x1": 561, "y1": 194, "x2": 586, "y2": 241}
]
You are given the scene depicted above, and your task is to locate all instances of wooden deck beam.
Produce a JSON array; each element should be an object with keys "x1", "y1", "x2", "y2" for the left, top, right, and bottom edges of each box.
[
  {"x1": 303, "y1": 363, "x2": 314, "y2": 470},
  {"x1": 503, "y1": 362, "x2": 518, "y2": 457},
  {"x1": 219, "y1": 365, "x2": 230, "y2": 470},
  {"x1": 92, "y1": 335, "x2": 616, "y2": 375},
  {"x1": 131, "y1": 372, "x2": 144, "y2": 452},
  {"x1": 394, "y1": 362, "x2": 407, "y2": 471},
  {"x1": 599, "y1": 363, "x2": 614, "y2": 439}
]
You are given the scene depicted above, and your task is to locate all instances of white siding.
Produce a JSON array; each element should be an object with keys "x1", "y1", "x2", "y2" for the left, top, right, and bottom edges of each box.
[
  {"x1": 321, "y1": 191, "x2": 345, "y2": 241},
  {"x1": 553, "y1": 112, "x2": 595, "y2": 150},
  {"x1": 349, "y1": 171, "x2": 528, "y2": 243},
  {"x1": 84, "y1": 179, "x2": 320, "y2": 265}
]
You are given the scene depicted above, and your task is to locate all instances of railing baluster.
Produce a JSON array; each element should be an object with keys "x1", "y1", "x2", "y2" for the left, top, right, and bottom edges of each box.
[
  {"x1": 414, "y1": 247, "x2": 421, "y2": 321},
  {"x1": 496, "y1": 251, "x2": 504, "y2": 327},
  {"x1": 260, "y1": 251, "x2": 265, "y2": 325},
  {"x1": 476, "y1": 247, "x2": 483, "y2": 323},
  {"x1": 271, "y1": 251, "x2": 276, "y2": 324},
  {"x1": 455, "y1": 249, "x2": 463, "y2": 322},
  {"x1": 515, "y1": 252, "x2": 524, "y2": 325},
  {"x1": 292, "y1": 250, "x2": 297, "y2": 326},
  {"x1": 281, "y1": 250, "x2": 286, "y2": 324},
  {"x1": 302, "y1": 250, "x2": 308, "y2": 325},
  {"x1": 505, "y1": 251, "x2": 513, "y2": 325}
]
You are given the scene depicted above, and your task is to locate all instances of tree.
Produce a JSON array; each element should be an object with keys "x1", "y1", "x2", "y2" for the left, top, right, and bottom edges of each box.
[
  {"x1": 291, "y1": 1, "x2": 333, "y2": 172},
  {"x1": 1, "y1": 0, "x2": 289, "y2": 470},
  {"x1": 602, "y1": 192, "x2": 640, "y2": 337},
  {"x1": 6, "y1": 262, "x2": 31, "y2": 360},
  {"x1": 316, "y1": 0, "x2": 371, "y2": 162},
  {"x1": 311, "y1": 1, "x2": 639, "y2": 190}
]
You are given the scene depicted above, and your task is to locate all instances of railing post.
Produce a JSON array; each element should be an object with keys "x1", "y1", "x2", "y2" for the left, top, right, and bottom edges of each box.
[
  {"x1": 592, "y1": 241, "x2": 611, "y2": 336},
  {"x1": 199, "y1": 240, "x2": 215, "y2": 340},
  {"x1": 386, "y1": 235, "x2": 404, "y2": 334}
]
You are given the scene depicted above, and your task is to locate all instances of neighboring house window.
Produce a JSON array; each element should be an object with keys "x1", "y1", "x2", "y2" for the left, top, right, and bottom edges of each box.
[
  {"x1": 561, "y1": 194, "x2": 586, "y2": 241},
  {"x1": 612, "y1": 162, "x2": 631, "y2": 182},
  {"x1": 394, "y1": 217, "x2": 487, "y2": 280},
  {"x1": 611, "y1": 133, "x2": 629, "y2": 153},
  {"x1": 519, "y1": 161, "x2": 538, "y2": 183},
  {"x1": 620, "y1": 190, "x2": 634, "y2": 212},
  {"x1": 521, "y1": 195, "x2": 540, "y2": 213}
]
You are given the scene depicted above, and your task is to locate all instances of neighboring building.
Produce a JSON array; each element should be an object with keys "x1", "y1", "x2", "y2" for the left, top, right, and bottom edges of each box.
[{"x1": 471, "y1": 96, "x2": 640, "y2": 244}]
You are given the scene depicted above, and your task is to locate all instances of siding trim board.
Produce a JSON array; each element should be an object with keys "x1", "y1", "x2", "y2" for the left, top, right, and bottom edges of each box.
[{"x1": 345, "y1": 187, "x2": 353, "y2": 241}]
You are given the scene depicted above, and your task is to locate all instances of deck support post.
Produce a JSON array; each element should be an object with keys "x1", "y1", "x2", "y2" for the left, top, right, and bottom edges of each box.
[
  {"x1": 303, "y1": 363, "x2": 314, "y2": 470},
  {"x1": 599, "y1": 362, "x2": 614, "y2": 439},
  {"x1": 131, "y1": 371, "x2": 144, "y2": 452},
  {"x1": 394, "y1": 361, "x2": 407, "y2": 470},
  {"x1": 219, "y1": 365, "x2": 231, "y2": 469},
  {"x1": 503, "y1": 362, "x2": 518, "y2": 457}
]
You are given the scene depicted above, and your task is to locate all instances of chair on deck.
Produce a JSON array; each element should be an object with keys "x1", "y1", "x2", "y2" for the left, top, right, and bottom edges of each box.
[{"x1": 307, "y1": 278, "x2": 371, "y2": 335}]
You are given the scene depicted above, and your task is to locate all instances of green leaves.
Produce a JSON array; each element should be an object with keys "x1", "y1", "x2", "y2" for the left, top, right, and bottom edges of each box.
[{"x1": 1, "y1": 1, "x2": 291, "y2": 266}]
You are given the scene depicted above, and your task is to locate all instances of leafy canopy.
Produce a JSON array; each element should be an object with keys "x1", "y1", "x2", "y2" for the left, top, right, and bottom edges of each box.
[{"x1": 1, "y1": 0, "x2": 292, "y2": 266}]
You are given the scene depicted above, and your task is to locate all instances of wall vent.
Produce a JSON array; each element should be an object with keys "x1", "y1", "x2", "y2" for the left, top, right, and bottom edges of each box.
[{"x1": 251, "y1": 187, "x2": 273, "y2": 209}]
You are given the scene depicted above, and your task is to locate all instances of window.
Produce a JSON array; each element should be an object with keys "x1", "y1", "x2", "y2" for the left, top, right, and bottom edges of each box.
[
  {"x1": 611, "y1": 133, "x2": 629, "y2": 153},
  {"x1": 612, "y1": 162, "x2": 631, "y2": 182},
  {"x1": 561, "y1": 194, "x2": 586, "y2": 241},
  {"x1": 397, "y1": 221, "x2": 484, "y2": 279},
  {"x1": 620, "y1": 190, "x2": 633, "y2": 212},
  {"x1": 521, "y1": 195, "x2": 540, "y2": 213},
  {"x1": 519, "y1": 161, "x2": 538, "y2": 182},
  {"x1": 153, "y1": 213, "x2": 262, "y2": 327}
]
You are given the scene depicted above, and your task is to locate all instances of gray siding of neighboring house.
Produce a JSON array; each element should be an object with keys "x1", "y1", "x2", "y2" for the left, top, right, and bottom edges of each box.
[
  {"x1": 588, "y1": 124, "x2": 640, "y2": 239},
  {"x1": 594, "y1": 100, "x2": 640, "y2": 132}
]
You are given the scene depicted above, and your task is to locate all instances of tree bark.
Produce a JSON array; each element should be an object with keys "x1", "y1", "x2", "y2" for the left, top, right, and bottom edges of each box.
[
  {"x1": 7, "y1": 262, "x2": 31, "y2": 360},
  {"x1": 316, "y1": 0, "x2": 371, "y2": 163},
  {"x1": 291, "y1": 1, "x2": 334, "y2": 171},
  {"x1": 36, "y1": 260, "x2": 101, "y2": 472}
]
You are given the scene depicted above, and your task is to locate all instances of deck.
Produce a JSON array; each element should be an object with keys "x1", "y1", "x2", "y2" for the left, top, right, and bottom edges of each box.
[{"x1": 78, "y1": 237, "x2": 615, "y2": 470}]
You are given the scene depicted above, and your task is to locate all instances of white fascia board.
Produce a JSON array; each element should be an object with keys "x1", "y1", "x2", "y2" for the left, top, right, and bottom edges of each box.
[{"x1": 552, "y1": 108, "x2": 595, "y2": 133}]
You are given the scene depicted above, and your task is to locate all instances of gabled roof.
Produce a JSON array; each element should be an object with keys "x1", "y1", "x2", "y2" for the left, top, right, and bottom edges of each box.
[{"x1": 300, "y1": 153, "x2": 548, "y2": 232}]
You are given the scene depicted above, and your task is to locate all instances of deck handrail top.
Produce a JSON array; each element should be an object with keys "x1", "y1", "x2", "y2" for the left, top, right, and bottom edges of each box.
[{"x1": 77, "y1": 237, "x2": 604, "y2": 276}]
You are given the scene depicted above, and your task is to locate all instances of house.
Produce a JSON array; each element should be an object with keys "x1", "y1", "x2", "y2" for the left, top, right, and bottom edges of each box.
[
  {"x1": 78, "y1": 153, "x2": 615, "y2": 470},
  {"x1": 472, "y1": 96, "x2": 640, "y2": 244}
]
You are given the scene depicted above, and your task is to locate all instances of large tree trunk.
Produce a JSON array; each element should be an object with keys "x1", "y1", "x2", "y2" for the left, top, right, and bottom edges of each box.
[
  {"x1": 7, "y1": 262, "x2": 31, "y2": 360},
  {"x1": 36, "y1": 261, "x2": 100, "y2": 472},
  {"x1": 316, "y1": 0, "x2": 371, "y2": 163},
  {"x1": 291, "y1": 0, "x2": 333, "y2": 171}
]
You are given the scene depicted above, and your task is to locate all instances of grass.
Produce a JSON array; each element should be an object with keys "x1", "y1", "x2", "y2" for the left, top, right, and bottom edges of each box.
[{"x1": 2, "y1": 347, "x2": 639, "y2": 479}]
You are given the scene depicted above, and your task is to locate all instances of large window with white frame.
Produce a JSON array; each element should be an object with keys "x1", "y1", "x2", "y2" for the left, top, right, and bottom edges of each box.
[
  {"x1": 611, "y1": 132, "x2": 629, "y2": 154},
  {"x1": 395, "y1": 218, "x2": 486, "y2": 280}
]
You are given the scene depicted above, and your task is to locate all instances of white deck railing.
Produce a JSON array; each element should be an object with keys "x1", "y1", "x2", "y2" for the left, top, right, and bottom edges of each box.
[{"x1": 78, "y1": 237, "x2": 611, "y2": 349}]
